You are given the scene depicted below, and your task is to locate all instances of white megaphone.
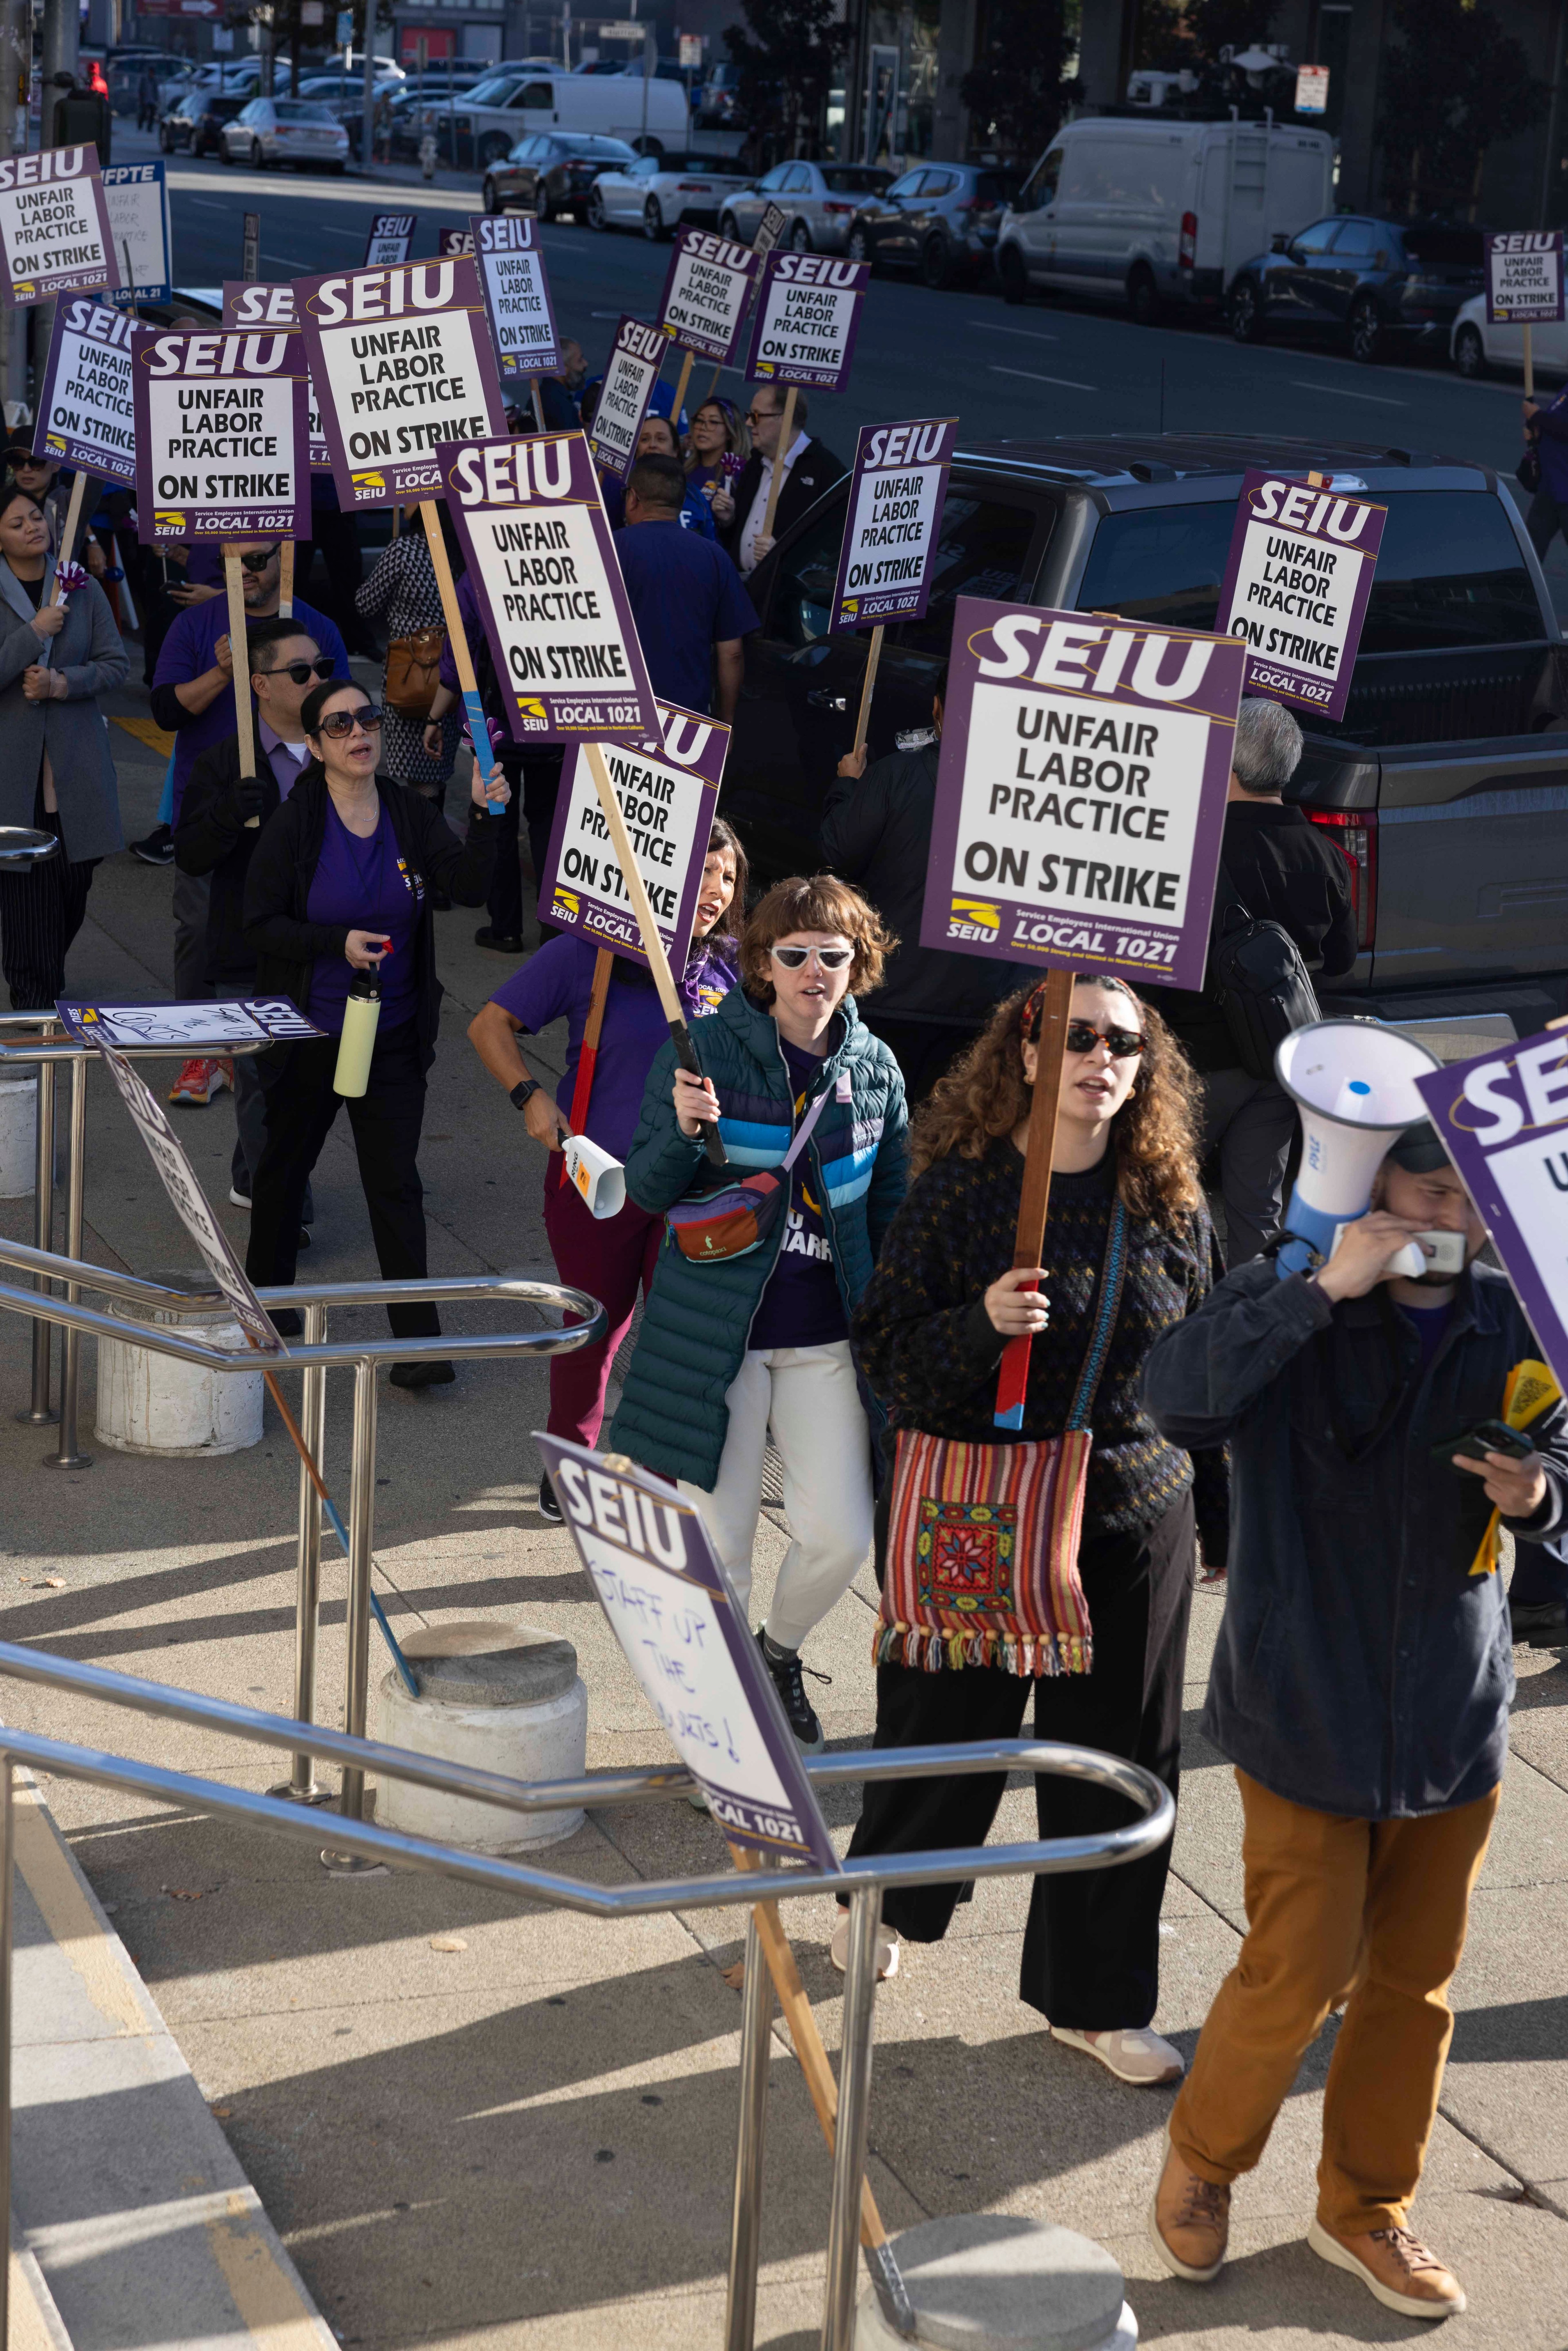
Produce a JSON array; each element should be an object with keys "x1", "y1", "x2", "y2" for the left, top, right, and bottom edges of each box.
[
  {"x1": 1273, "y1": 1020, "x2": 1444, "y2": 1279},
  {"x1": 561, "y1": 1132, "x2": 626, "y2": 1221}
]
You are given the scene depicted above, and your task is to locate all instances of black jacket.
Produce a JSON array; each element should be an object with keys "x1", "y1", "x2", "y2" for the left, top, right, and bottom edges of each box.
[
  {"x1": 820, "y1": 740, "x2": 1035, "y2": 1026},
  {"x1": 717, "y1": 433, "x2": 846, "y2": 566},
  {"x1": 1145, "y1": 1258, "x2": 1568, "y2": 1818},
  {"x1": 1160, "y1": 799, "x2": 1357, "y2": 1074},
  {"x1": 241, "y1": 770, "x2": 497, "y2": 1067},
  {"x1": 174, "y1": 732, "x2": 301, "y2": 985}
]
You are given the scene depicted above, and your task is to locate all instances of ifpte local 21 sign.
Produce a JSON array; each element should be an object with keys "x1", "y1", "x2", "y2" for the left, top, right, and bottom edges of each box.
[
  {"x1": 920, "y1": 601, "x2": 1243, "y2": 991},
  {"x1": 132, "y1": 326, "x2": 312, "y2": 543},
  {"x1": 541, "y1": 699, "x2": 729, "y2": 969},
  {"x1": 746, "y1": 250, "x2": 869, "y2": 390},
  {"x1": 1215, "y1": 470, "x2": 1386, "y2": 723},
  {"x1": 102, "y1": 161, "x2": 173, "y2": 305},
  {"x1": 831, "y1": 414, "x2": 957, "y2": 633},
  {"x1": 33, "y1": 297, "x2": 139, "y2": 487},
  {"x1": 1417, "y1": 1027, "x2": 1568, "y2": 1397},
  {"x1": 0, "y1": 146, "x2": 120, "y2": 307},
  {"x1": 1486, "y1": 230, "x2": 1565, "y2": 326}
]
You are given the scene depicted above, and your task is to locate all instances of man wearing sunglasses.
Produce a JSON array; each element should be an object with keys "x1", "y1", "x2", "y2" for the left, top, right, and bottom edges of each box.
[
  {"x1": 717, "y1": 386, "x2": 845, "y2": 576},
  {"x1": 151, "y1": 537, "x2": 350, "y2": 1105}
]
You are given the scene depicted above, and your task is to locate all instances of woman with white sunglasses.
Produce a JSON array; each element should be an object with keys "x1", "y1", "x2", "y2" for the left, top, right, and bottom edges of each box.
[{"x1": 610, "y1": 874, "x2": 909, "y2": 1748}]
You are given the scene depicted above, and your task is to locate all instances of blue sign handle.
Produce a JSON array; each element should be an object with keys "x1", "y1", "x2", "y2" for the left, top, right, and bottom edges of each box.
[
  {"x1": 321, "y1": 1493, "x2": 420, "y2": 1699},
  {"x1": 461, "y1": 687, "x2": 506, "y2": 813}
]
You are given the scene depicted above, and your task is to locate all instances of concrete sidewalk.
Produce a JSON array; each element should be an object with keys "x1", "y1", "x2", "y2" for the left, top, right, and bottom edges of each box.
[{"x1": 1, "y1": 714, "x2": 1566, "y2": 2349}]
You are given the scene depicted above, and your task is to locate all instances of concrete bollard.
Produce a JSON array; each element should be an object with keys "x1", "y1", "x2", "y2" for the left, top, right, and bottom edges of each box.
[
  {"x1": 855, "y1": 2216, "x2": 1136, "y2": 2351},
  {"x1": 0, "y1": 1075, "x2": 37, "y2": 1198},
  {"x1": 368, "y1": 1619, "x2": 588, "y2": 1852},
  {"x1": 95, "y1": 1269, "x2": 265, "y2": 1457}
]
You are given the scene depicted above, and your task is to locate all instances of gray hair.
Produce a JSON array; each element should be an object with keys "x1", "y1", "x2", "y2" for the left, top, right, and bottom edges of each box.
[{"x1": 1231, "y1": 696, "x2": 1303, "y2": 793}]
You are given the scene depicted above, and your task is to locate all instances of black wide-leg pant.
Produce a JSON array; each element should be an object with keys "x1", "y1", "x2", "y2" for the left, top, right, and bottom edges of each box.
[
  {"x1": 0, "y1": 797, "x2": 97, "y2": 1009},
  {"x1": 245, "y1": 1021, "x2": 441, "y2": 1340},
  {"x1": 846, "y1": 1489, "x2": 1194, "y2": 2032}
]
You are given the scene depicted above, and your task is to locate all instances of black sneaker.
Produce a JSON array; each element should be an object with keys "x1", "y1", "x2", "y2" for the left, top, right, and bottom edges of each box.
[
  {"x1": 537, "y1": 1470, "x2": 563, "y2": 1523},
  {"x1": 129, "y1": 825, "x2": 175, "y2": 866},
  {"x1": 389, "y1": 1360, "x2": 456, "y2": 1390},
  {"x1": 474, "y1": 925, "x2": 526, "y2": 954},
  {"x1": 756, "y1": 1627, "x2": 830, "y2": 1752},
  {"x1": 1510, "y1": 1599, "x2": 1568, "y2": 1649}
]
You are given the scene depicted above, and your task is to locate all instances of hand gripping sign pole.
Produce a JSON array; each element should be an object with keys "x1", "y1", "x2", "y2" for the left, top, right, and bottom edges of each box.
[
  {"x1": 223, "y1": 552, "x2": 262, "y2": 830},
  {"x1": 993, "y1": 967, "x2": 1074, "y2": 1427}
]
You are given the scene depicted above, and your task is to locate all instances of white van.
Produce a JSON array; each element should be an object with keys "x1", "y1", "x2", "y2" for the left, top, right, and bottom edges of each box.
[
  {"x1": 441, "y1": 65, "x2": 688, "y2": 171},
  {"x1": 996, "y1": 116, "x2": 1334, "y2": 321}
]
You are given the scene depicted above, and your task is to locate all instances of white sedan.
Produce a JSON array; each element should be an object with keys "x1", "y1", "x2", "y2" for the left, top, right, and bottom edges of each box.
[
  {"x1": 587, "y1": 149, "x2": 753, "y2": 241},
  {"x1": 718, "y1": 159, "x2": 893, "y2": 254},
  {"x1": 1450, "y1": 291, "x2": 1568, "y2": 381},
  {"x1": 221, "y1": 98, "x2": 349, "y2": 173}
]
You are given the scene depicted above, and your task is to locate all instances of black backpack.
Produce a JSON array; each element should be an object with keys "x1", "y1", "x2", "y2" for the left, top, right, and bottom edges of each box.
[{"x1": 1207, "y1": 862, "x2": 1323, "y2": 1081}]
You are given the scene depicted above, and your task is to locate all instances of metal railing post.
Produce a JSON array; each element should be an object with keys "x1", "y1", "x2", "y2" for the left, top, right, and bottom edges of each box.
[
  {"x1": 16, "y1": 1056, "x2": 56, "y2": 1426},
  {"x1": 821, "y1": 1889, "x2": 882, "y2": 2351},
  {"x1": 42, "y1": 1054, "x2": 90, "y2": 1470},
  {"x1": 0, "y1": 1755, "x2": 13, "y2": 2351},
  {"x1": 323, "y1": 1356, "x2": 381, "y2": 1873},
  {"x1": 271, "y1": 1301, "x2": 330, "y2": 1805},
  {"x1": 724, "y1": 1912, "x2": 773, "y2": 2351}
]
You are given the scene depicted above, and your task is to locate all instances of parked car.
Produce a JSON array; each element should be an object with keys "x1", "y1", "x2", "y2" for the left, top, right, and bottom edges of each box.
[
  {"x1": 696, "y1": 59, "x2": 744, "y2": 130},
  {"x1": 1450, "y1": 290, "x2": 1568, "y2": 382},
  {"x1": 725, "y1": 431, "x2": 1568, "y2": 1042},
  {"x1": 587, "y1": 147, "x2": 753, "y2": 237},
  {"x1": 719, "y1": 161, "x2": 893, "y2": 254},
  {"x1": 1228, "y1": 216, "x2": 1486, "y2": 362},
  {"x1": 433, "y1": 65, "x2": 687, "y2": 170},
  {"x1": 846, "y1": 160, "x2": 1020, "y2": 287},
  {"x1": 996, "y1": 116, "x2": 1333, "y2": 320},
  {"x1": 159, "y1": 89, "x2": 250, "y2": 157},
  {"x1": 483, "y1": 132, "x2": 637, "y2": 218},
  {"x1": 221, "y1": 97, "x2": 349, "y2": 172}
]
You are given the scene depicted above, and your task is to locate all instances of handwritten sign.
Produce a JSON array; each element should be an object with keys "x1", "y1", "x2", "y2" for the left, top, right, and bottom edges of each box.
[
  {"x1": 133, "y1": 325, "x2": 311, "y2": 543},
  {"x1": 536, "y1": 1434, "x2": 839, "y2": 1867},
  {"x1": 830, "y1": 414, "x2": 957, "y2": 632},
  {"x1": 470, "y1": 211, "x2": 562, "y2": 378},
  {"x1": 0, "y1": 144, "x2": 119, "y2": 306},
  {"x1": 586, "y1": 313, "x2": 666, "y2": 481},
  {"x1": 541, "y1": 701, "x2": 728, "y2": 967},
  {"x1": 33, "y1": 296, "x2": 139, "y2": 486},
  {"x1": 1215, "y1": 470, "x2": 1386, "y2": 723},
  {"x1": 363, "y1": 212, "x2": 416, "y2": 266},
  {"x1": 55, "y1": 995, "x2": 322, "y2": 1049},
  {"x1": 102, "y1": 160, "x2": 172, "y2": 304},
  {"x1": 222, "y1": 281, "x2": 332, "y2": 469},
  {"x1": 745, "y1": 250, "x2": 868, "y2": 391},
  {"x1": 1486, "y1": 230, "x2": 1564, "y2": 326},
  {"x1": 657, "y1": 226, "x2": 758, "y2": 364},
  {"x1": 920, "y1": 600, "x2": 1243, "y2": 991}
]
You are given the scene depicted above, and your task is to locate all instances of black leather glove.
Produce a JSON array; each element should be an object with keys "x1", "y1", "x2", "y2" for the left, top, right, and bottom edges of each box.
[{"x1": 236, "y1": 772, "x2": 266, "y2": 824}]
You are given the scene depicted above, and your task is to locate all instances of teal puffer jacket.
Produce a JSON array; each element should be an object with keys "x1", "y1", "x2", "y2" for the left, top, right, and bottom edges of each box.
[{"x1": 608, "y1": 987, "x2": 909, "y2": 1490}]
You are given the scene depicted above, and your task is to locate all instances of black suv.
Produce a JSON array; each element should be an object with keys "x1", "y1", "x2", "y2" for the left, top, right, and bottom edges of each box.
[
  {"x1": 1227, "y1": 217, "x2": 1486, "y2": 363},
  {"x1": 159, "y1": 89, "x2": 249, "y2": 156}
]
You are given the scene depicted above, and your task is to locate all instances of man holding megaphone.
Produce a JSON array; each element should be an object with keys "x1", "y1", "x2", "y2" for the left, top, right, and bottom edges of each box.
[{"x1": 1142, "y1": 1114, "x2": 1568, "y2": 2322}]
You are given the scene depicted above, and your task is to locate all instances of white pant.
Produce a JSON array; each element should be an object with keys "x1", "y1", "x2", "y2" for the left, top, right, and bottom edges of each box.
[{"x1": 679, "y1": 1341, "x2": 873, "y2": 1653}]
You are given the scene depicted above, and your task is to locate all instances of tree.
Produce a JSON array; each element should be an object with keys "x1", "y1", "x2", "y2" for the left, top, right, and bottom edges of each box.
[
  {"x1": 960, "y1": 0, "x2": 1079, "y2": 167},
  {"x1": 1376, "y1": 0, "x2": 1548, "y2": 218},
  {"x1": 722, "y1": 0, "x2": 846, "y2": 166},
  {"x1": 1134, "y1": 0, "x2": 1277, "y2": 72}
]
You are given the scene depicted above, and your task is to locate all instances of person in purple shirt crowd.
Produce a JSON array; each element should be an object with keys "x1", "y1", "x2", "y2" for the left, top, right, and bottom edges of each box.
[
  {"x1": 466, "y1": 818, "x2": 745, "y2": 1518},
  {"x1": 151, "y1": 537, "x2": 349, "y2": 1106},
  {"x1": 241, "y1": 680, "x2": 504, "y2": 1386}
]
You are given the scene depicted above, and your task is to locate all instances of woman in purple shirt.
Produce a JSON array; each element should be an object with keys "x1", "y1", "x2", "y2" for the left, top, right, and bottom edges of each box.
[{"x1": 242, "y1": 680, "x2": 505, "y2": 1384}]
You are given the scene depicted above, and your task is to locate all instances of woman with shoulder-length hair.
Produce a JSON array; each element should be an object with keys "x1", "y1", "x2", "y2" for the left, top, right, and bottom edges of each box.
[
  {"x1": 608, "y1": 874, "x2": 909, "y2": 1749},
  {"x1": 844, "y1": 974, "x2": 1228, "y2": 2081},
  {"x1": 241, "y1": 678, "x2": 502, "y2": 1382}
]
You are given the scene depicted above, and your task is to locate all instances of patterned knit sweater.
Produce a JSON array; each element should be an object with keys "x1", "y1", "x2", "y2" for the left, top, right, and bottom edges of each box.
[{"x1": 852, "y1": 1138, "x2": 1229, "y2": 1560}]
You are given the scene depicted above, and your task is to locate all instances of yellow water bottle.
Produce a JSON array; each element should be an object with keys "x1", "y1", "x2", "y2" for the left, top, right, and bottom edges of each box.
[{"x1": 334, "y1": 969, "x2": 381, "y2": 1097}]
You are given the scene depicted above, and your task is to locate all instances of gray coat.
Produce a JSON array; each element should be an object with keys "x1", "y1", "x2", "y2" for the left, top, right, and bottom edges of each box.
[{"x1": 0, "y1": 559, "x2": 127, "y2": 864}]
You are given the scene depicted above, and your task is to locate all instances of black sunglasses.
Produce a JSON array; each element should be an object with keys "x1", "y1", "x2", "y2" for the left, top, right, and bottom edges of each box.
[
  {"x1": 314, "y1": 704, "x2": 384, "y2": 739},
  {"x1": 1065, "y1": 1021, "x2": 1145, "y2": 1059},
  {"x1": 238, "y1": 546, "x2": 281, "y2": 573},
  {"x1": 274, "y1": 657, "x2": 336, "y2": 686}
]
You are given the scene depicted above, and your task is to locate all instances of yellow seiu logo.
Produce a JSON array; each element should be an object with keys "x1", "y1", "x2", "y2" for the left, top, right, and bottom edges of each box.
[
  {"x1": 516, "y1": 697, "x2": 547, "y2": 722},
  {"x1": 949, "y1": 895, "x2": 1000, "y2": 936},
  {"x1": 13, "y1": 281, "x2": 35, "y2": 299},
  {"x1": 44, "y1": 433, "x2": 66, "y2": 457},
  {"x1": 552, "y1": 888, "x2": 579, "y2": 918},
  {"x1": 155, "y1": 510, "x2": 186, "y2": 531},
  {"x1": 841, "y1": 596, "x2": 860, "y2": 620},
  {"x1": 351, "y1": 470, "x2": 386, "y2": 491}
]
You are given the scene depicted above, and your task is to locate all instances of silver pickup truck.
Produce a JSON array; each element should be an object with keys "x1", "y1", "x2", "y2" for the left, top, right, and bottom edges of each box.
[{"x1": 726, "y1": 433, "x2": 1568, "y2": 1038}]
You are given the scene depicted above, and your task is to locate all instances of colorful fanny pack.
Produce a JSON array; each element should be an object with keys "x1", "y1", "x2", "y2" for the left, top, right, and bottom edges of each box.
[{"x1": 666, "y1": 1070, "x2": 849, "y2": 1265}]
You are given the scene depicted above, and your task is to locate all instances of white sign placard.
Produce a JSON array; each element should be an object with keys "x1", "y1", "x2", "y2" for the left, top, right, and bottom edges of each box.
[
  {"x1": 586, "y1": 314, "x2": 666, "y2": 481},
  {"x1": 56, "y1": 995, "x2": 322, "y2": 1049},
  {"x1": 102, "y1": 160, "x2": 172, "y2": 303},
  {"x1": 34, "y1": 296, "x2": 139, "y2": 485},
  {"x1": 657, "y1": 227, "x2": 757, "y2": 364},
  {"x1": 363, "y1": 212, "x2": 416, "y2": 266},
  {"x1": 542, "y1": 701, "x2": 728, "y2": 965},
  {"x1": 470, "y1": 212, "x2": 563, "y2": 377},
  {"x1": 1294, "y1": 63, "x2": 1328, "y2": 113},
  {"x1": 1485, "y1": 230, "x2": 1565, "y2": 326},
  {"x1": 0, "y1": 144, "x2": 119, "y2": 306}
]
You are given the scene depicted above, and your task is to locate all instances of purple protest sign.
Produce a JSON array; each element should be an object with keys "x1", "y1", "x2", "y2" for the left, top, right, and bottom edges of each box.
[
  {"x1": 0, "y1": 145, "x2": 120, "y2": 306},
  {"x1": 297, "y1": 256, "x2": 508, "y2": 510},
  {"x1": 829, "y1": 414, "x2": 957, "y2": 634},
  {"x1": 535, "y1": 1433, "x2": 841, "y2": 1868},
  {"x1": 657, "y1": 226, "x2": 759, "y2": 364},
  {"x1": 745, "y1": 250, "x2": 869, "y2": 391},
  {"x1": 363, "y1": 212, "x2": 416, "y2": 266},
  {"x1": 470, "y1": 212, "x2": 562, "y2": 379},
  {"x1": 919, "y1": 600, "x2": 1244, "y2": 991},
  {"x1": 1415, "y1": 1028, "x2": 1568, "y2": 1396},
  {"x1": 1215, "y1": 469, "x2": 1386, "y2": 724},
  {"x1": 223, "y1": 282, "x2": 332, "y2": 470},
  {"x1": 132, "y1": 324, "x2": 311, "y2": 544},
  {"x1": 33, "y1": 296, "x2": 139, "y2": 486},
  {"x1": 439, "y1": 225, "x2": 474, "y2": 257},
  {"x1": 541, "y1": 701, "x2": 729, "y2": 969},
  {"x1": 1486, "y1": 231, "x2": 1564, "y2": 326},
  {"x1": 586, "y1": 314, "x2": 666, "y2": 481},
  {"x1": 435, "y1": 429, "x2": 659, "y2": 744}
]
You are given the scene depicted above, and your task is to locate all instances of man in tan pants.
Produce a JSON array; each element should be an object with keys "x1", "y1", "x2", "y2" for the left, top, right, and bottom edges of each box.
[{"x1": 1143, "y1": 1123, "x2": 1568, "y2": 2319}]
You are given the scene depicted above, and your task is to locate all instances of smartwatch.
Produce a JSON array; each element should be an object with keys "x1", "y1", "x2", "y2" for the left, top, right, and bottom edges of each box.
[{"x1": 510, "y1": 1079, "x2": 541, "y2": 1112}]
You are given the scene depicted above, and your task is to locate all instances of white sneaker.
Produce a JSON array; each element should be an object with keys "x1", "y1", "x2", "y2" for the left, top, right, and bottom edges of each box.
[
  {"x1": 1051, "y1": 2024, "x2": 1184, "y2": 2084},
  {"x1": 829, "y1": 1913, "x2": 900, "y2": 1980}
]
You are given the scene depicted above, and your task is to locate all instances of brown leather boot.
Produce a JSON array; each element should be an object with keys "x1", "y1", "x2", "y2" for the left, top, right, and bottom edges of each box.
[
  {"x1": 1307, "y1": 2220, "x2": 1466, "y2": 2318},
  {"x1": 1148, "y1": 2138, "x2": 1230, "y2": 2282}
]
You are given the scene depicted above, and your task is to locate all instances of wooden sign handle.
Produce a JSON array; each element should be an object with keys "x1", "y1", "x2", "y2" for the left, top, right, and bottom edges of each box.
[
  {"x1": 670, "y1": 345, "x2": 695, "y2": 429},
  {"x1": 224, "y1": 552, "x2": 261, "y2": 831},
  {"x1": 995, "y1": 967, "x2": 1074, "y2": 1428},
  {"x1": 583, "y1": 741, "x2": 726, "y2": 1166},
  {"x1": 759, "y1": 383, "x2": 797, "y2": 545},
  {"x1": 853, "y1": 623, "x2": 884, "y2": 755},
  {"x1": 557, "y1": 944, "x2": 615, "y2": 1189},
  {"x1": 49, "y1": 471, "x2": 91, "y2": 600},
  {"x1": 1524, "y1": 320, "x2": 1535, "y2": 402},
  {"x1": 530, "y1": 379, "x2": 547, "y2": 435},
  {"x1": 278, "y1": 539, "x2": 294, "y2": 619},
  {"x1": 418, "y1": 499, "x2": 506, "y2": 809}
]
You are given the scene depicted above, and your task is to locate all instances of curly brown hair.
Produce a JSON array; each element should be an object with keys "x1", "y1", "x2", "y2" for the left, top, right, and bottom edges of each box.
[
  {"x1": 739, "y1": 874, "x2": 895, "y2": 1007},
  {"x1": 911, "y1": 976, "x2": 1204, "y2": 1228}
]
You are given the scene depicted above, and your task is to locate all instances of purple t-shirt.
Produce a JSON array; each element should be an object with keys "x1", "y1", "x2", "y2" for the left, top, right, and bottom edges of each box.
[
  {"x1": 748, "y1": 1038, "x2": 848, "y2": 1353},
  {"x1": 489, "y1": 933, "x2": 737, "y2": 1164},
  {"x1": 305, "y1": 802, "x2": 419, "y2": 1036}
]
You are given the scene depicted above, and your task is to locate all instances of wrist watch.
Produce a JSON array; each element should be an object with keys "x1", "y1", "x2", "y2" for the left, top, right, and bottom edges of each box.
[{"x1": 510, "y1": 1079, "x2": 541, "y2": 1111}]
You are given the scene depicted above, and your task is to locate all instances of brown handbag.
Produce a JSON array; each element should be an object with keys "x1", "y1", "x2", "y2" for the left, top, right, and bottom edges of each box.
[{"x1": 383, "y1": 623, "x2": 445, "y2": 718}]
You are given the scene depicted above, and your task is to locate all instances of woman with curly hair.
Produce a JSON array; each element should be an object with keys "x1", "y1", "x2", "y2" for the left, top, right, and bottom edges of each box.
[
  {"x1": 609, "y1": 874, "x2": 909, "y2": 1747},
  {"x1": 842, "y1": 974, "x2": 1227, "y2": 2083}
]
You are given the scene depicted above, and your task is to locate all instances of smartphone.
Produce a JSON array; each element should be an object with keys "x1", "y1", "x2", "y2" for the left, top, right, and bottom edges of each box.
[{"x1": 1440, "y1": 1418, "x2": 1537, "y2": 1466}]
